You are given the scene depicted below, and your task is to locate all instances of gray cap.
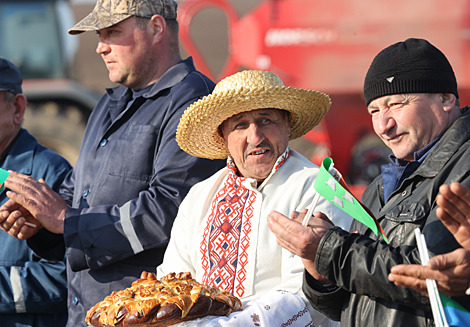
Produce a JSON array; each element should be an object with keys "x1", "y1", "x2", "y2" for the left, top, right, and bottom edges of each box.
[
  {"x1": 0, "y1": 57, "x2": 22, "y2": 95},
  {"x1": 68, "y1": 0, "x2": 178, "y2": 35}
]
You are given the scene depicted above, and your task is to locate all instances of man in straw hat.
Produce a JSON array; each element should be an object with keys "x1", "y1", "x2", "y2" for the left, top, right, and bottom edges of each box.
[
  {"x1": 0, "y1": 0, "x2": 224, "y2": 326},
  {"x1": 156, "y1": 70, "x2": 352, "y2": 326},
  {"x1": 268, "y1": 38, "x2": 470, "y2": 326}
]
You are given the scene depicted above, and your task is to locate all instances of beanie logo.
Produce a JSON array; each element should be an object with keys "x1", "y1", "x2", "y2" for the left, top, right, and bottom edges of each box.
[{"x1": 386, "y1": 77, "x2": 394, "y2": 83}]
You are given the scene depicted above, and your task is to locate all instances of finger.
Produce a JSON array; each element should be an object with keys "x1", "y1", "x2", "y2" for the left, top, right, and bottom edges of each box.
[
  {"x1": 15, "y1": 217, "x2": 40, "y2": 240},
  {"x1": 6, "y1": 215, "x2": 26, "y2": 238},
  {"x1": 4, "y1": 173, "x2": 43, "y2": 199},
  {"x1": 268, "y1": 211, "x2": 307, "y2": 255},
  {"x1": 448, "y1": 182, "x2": 470, "y2": 220},
  {"x1": 436, "y1": 194, "x2": 462, "y2": 235},
  {"x1": 275, "y1": 235, "x2": 301, "y2": 256},
  {"x1": 437, "y1": 184, "x2": 470, "y2": 226},
  {"x1": 427, "y1": 248, "x2": 467, "y2": 270},
  {"x1": 0, "y1": 210, "x2": 22, "y2": 231},
  {"x1": 291, "y1": 208, "x2": 308, "y2": 224},
  {"x1": 436, "y1": 206, "x2": 458, "y2": 237},
  {"x1": 268, "y1": 211, "x2": 297, "y2": 241},
  {"x1": 0, "y1": 198, "x2": 20, "y2": 213},
  {"x1": 5, "y1": 190, "x2": 37, "y2": 215},
  {"x1": 3, "y1": 200, "x2": 29, "y2": 217},
  {"x1": 313, "y1": 212, "x2": 334, "y2": 226},
  {"x1": 388, "y1": 272, "x2": 429, "y2": 296},
  {"x1": 16, "y1": 225, "x2": 34, "y2": 240},
  {"x1": 307, "y1": 214, "x2": 334, "y2": 230}
]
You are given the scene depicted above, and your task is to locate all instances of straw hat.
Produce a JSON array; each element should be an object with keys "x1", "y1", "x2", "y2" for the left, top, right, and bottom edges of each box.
[{"x1": 176, "y1": 70, "x2": 331, "y2": 159}]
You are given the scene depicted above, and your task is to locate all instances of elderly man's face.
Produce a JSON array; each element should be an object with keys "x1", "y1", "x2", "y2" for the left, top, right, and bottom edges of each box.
[
  {"x1": 367, "y1": 93, "x2": 454, "y2": 160},
  {"x1": 0, "y1": 92, "x2": 23, "y2": 154},
  {"x1": 221, "y1": 109, "x2": 291, "y2": 181}
]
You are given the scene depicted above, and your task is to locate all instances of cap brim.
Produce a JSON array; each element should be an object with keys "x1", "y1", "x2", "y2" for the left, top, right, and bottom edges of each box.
[{"x1": 68, "y1": 12, "x2": 131, "y2": 35}]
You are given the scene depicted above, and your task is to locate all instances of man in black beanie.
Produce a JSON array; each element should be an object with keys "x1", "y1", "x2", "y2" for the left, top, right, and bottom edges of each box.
[{"x1": 267, "y1": 38, "x2": 470, "y2": 326}]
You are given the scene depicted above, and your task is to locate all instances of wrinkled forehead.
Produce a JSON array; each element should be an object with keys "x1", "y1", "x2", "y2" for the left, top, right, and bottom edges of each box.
[
  {"x1": 224, "y1": 108, "x2": 288, "y2": 125},
  {"x1": 367, "y1": 93, "x2": 431, "y2": 110}
]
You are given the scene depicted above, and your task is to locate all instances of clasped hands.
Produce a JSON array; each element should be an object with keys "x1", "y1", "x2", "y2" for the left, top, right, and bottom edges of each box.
[{"x1": 0, "y1": 171, "x2": 68, "y2": 238}]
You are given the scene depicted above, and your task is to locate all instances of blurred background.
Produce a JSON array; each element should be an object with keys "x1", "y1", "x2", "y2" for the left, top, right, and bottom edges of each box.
[{"x1": 3, "y1": 0, "x2": 470, "y2": 196}]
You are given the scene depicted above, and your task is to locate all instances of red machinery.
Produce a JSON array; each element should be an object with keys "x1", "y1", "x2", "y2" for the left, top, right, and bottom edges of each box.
[{"x1": 178, "y1": 0, "x2": 470, "y2": 195}]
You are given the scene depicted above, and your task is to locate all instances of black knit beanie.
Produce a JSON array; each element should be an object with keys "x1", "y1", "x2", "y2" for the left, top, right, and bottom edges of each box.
[{"x1": 363, "y1": 38, "x2": 458, "y2": 106}]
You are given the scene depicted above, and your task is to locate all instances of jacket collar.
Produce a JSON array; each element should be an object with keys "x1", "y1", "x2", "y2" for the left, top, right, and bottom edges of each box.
[
  {"x1": 2, "y1": 129, "x2": 37, "y2": 175},
  {"x1": 413, "y1": 111, "x2": 470, "y2": 178},
  {"x1": 105, "y1": 57, "x2": 196, "y2": 101}
]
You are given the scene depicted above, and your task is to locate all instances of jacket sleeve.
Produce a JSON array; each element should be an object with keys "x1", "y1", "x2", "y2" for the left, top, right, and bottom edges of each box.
[
  {"x1": 59, "y1": 168, "x2": 75, "y2": 208},
  {"x1": 302, "y1": 270, "x2": 347, "y2": 322},
  {"x1": 0, "y1": 253, "x2": 67, "y2": 314},
  {"x1": 313, "y1": 227, "x2": 434, "y2": 312},
  {"x1": 63, "y1": 98, "x2": 225, "y2": 272}
]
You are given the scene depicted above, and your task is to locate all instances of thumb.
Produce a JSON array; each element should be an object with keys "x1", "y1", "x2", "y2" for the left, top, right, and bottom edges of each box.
[
  {"x1": 428, "y1": 254, "x2": 452, "y2": 270},
  {"x1": 291, "y1": 208, "x2": 308, "y2": 224}
]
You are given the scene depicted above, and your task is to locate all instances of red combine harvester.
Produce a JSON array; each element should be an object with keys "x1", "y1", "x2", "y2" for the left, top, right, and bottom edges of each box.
[{"x1": 178, "y1": 0, "x2": 470, "y2": 197}]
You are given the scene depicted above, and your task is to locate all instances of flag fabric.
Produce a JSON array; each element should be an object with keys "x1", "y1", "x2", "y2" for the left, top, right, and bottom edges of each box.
[
  {"x1": 440, "y1": 293, "x2": 470, "y2": 327},
  {"x1": 314, "y1": 157, "x2": 389, "y2": 243},
  {"x1": 0, "y1": 168, "x2": 10, "y2": 192}
]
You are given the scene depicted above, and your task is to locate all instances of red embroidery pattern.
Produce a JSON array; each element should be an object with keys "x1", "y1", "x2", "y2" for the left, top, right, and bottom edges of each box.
[
  {"x1": 280, "y1": 307, "x2": 312, "y2": 327},
  {"x1": 274, "y1": 149, "x2": 290, "y2": 170},
  {"x1": 200, "y1": 173, "x2": 256, "y2": 297}
]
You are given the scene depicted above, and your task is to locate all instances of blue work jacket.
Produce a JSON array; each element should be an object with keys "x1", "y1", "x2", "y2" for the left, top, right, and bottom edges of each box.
[
  {"x1": 0, "y1": 129, "x2": 71, "y2": 327},
  {"x1": 28, "y1": 58, "x2": 225, "y2": 327}
]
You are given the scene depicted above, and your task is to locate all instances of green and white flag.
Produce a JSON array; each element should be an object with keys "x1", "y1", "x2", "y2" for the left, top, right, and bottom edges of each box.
[
  {"x1": 0, "y1": 168, "x2": 10, "y2": 192},
  {"x1": 314, "y1": 157, "x2": 389, "y2": 243}
]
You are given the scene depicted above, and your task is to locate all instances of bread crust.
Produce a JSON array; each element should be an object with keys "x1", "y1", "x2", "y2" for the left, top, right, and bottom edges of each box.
[{"x1": 85, "y1": 272, "x2": 242, "y2": 327}]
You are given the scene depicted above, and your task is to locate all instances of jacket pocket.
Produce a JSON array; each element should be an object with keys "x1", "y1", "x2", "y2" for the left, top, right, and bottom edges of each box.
[
  {"x1": 108, "y1": 124, "x2": 159, "y2": 182},
  {"x1": 382, "y1": 201, "x2": 429, "y2": 246}
]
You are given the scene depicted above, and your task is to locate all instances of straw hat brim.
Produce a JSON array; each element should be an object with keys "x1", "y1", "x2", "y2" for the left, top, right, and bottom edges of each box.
[{"x1": 177, "y1": 85, "x2": 331, "y2": 159}]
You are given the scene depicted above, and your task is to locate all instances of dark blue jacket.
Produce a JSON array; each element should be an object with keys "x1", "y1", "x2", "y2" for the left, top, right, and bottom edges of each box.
[
  {"x1": 28, "y1": 58, "x2": 225, "y2": 327},
  {"x1": 0, "y1": 129, "x2": 71, "y2": 327}
]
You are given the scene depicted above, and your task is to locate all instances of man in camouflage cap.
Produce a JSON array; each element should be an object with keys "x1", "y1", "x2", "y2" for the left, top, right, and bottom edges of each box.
[{"x1": 0, "y1": 0, "x2": 225, "y2": 326}]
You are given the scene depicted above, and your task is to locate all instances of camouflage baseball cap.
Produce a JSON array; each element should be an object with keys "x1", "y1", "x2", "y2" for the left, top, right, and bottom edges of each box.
[{"x1": 68, "y1": 0, "x2": 178, "y2": 35}]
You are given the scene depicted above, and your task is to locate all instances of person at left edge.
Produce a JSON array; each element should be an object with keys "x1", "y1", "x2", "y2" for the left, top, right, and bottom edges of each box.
[
  {"x1": 0, "y1": 0, "x2": 225, "y2": 326},
  {"x1": 0, "y1": 57, "x2": 71, "y2": 326}
]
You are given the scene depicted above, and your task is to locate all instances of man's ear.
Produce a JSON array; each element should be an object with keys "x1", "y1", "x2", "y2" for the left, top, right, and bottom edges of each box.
[
  {"x1": 441, "y1": 93, "x2": 457, "y2": 112},
  {"x1": 12, "y1": 94, "x2": 27, "y2": 125},
  {"x1": 149, "y1": 14, "x2": 166, "y2": 44}
]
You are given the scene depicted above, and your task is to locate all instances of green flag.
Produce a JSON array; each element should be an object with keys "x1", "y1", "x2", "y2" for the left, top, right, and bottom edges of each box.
[
  {"x1": 0, "y1": 168, "x2": 10, "y2": 192},
  {"x1": 314, "y1": 157, "x2": 389, "y2": 243}
]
